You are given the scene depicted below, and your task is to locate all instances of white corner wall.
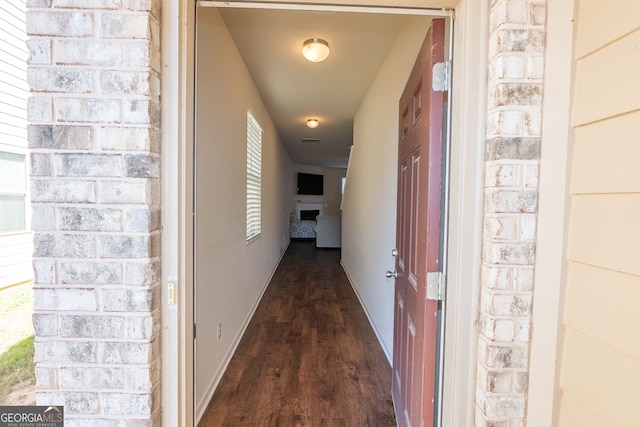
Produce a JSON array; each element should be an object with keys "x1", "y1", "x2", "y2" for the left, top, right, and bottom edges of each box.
[
  {"x1": 341, "y1": 15, "x2": 432, "y2": 361},
  {"x1": 194, "y1": 7, "x2": 292, "y2": 419}
]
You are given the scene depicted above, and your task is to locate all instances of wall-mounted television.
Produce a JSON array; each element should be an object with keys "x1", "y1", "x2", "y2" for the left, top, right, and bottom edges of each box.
[{"x1": 297, "y1": 172, "x2": 323, "y2": 195}]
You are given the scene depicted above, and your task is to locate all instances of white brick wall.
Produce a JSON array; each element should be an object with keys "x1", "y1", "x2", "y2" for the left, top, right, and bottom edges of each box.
[
  {"x1": 476, "y1": 0, "x2": 546, "y2": 425},
  {"x1": 26, "y1": 0, "x2": 162, "y2": 424}
]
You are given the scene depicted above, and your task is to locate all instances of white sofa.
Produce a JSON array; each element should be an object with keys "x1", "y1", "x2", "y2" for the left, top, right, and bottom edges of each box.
[{"x1": 314, "y1": 215, "x2": 341, "y2": 248}]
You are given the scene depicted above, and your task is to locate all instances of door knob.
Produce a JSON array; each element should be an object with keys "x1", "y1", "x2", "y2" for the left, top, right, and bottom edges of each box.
[{"x1": 387, "y1": 249, "x2": 398, "y2": 278}]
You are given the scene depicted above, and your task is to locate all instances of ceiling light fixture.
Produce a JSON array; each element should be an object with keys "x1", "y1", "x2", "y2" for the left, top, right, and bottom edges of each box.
[
  {"x1": 306, "y1": 118, "x2": 319, "y2": 129},
  {"x1": 302, "y1": 38, "x2": 330, "y2": 63}
]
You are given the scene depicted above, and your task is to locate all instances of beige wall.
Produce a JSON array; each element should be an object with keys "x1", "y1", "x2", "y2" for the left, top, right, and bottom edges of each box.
[
  {"x1": 555, "y1": 1, "x2": 640, "y2": 424},
  {"x1": 341, "y1": 15, "x2": 432, "y2": 360},
  {"x1": 194, "y1": 7, "x2": 293, "y2": 420},
  {"x1": 322, "y1": 167, "x2": 346, "y2": 216}
]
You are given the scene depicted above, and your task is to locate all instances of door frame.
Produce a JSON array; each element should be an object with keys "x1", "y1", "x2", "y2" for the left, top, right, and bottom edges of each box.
[
  {"x1": 441, "y1": 0, "x2": 487, "y2": 425},
  {"x1": 161, "y1": 0, "x2": 487, "y2": 426},
  {"x1": 161, "y1": 1, "x2": 196, "y2": 426},
  {"x1": 526, "y1": 0, "x2": 575, "y2": 425}
]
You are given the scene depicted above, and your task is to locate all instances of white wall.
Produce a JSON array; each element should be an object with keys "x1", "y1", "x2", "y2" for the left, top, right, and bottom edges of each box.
[
  {"x1": 194, "y1": 7, "x2": 292, "y2": 419},
  {"x1": 341, "y1": 16, "x2": 432, "y2": 361},
  {"x1": 291, "y1": 164, "x2": 346, "y2": 217},
  {"x1": 322, "y1": 167, "x2": 347, "y2": 216}
]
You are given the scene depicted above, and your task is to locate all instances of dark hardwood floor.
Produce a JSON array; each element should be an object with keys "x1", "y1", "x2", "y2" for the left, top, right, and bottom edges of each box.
[{"x1": 198, "y1": 240, "x2": 396, "y2": 427}]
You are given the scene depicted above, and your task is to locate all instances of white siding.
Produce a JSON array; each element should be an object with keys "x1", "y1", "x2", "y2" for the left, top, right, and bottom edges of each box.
[{"x1": 0, "y1": 0, "x2": 32, "y2": 289}]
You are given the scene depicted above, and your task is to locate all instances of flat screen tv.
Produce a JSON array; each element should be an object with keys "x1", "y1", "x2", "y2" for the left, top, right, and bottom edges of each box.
[{"x1": 297, "y1": 173, "x2": 323, "y2": 195}]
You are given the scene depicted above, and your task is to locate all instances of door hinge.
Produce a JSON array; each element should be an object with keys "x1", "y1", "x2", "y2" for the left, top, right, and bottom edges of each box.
[
  {"x1": 432, "y1": 60, "x2": 452, "y2": 92},
  {"x1": 427, "y1": 272, "x2": 446, "y2": 301},
  {"x1": 193, "y1": 323, "x2": 197, "y2": 340}
]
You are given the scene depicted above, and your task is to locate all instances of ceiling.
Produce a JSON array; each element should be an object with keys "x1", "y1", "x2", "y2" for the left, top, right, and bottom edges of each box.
[{"x1": 213, "y1": 6, "x2": 434, "y2": 168}]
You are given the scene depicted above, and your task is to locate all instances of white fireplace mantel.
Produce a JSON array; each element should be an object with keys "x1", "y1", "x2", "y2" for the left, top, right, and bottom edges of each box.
[{"x1": 296, "y1": 201, "x2": 324, "y2": 219}]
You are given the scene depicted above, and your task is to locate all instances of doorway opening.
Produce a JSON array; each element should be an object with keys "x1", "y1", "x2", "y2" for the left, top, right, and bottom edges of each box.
[
  {"x1": 192, "y1": 2, "x2": 451, "y2": 425},
  {"x1": 161, "y1": 1, "x2": 488, "y2": 426}
]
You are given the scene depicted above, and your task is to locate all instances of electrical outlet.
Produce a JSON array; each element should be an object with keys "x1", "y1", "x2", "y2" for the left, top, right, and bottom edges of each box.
[{"x1": 217, "y1": 323, "x2": 222, "y2": 340}]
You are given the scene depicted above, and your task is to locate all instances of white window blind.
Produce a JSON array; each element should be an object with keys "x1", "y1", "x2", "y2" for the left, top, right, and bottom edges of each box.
[{"x1": 246, "y1": 112, "x2": 262, "y2": 243}]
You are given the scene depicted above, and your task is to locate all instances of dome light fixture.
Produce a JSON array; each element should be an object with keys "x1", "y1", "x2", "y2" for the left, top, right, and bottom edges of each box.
[
  {"x1": 306, "y1": 118, "x2": 319, "y2": 129},
  {"x1": 302, "y1": 38, "x2": 330, "y2": 63}
]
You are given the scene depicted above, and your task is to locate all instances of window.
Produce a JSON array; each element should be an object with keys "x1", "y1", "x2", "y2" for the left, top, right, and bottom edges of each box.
[
  {"x1": 246, "y1": 111, "x2": 262, "y2": 243},
  {"x1": 0, "y1": 152, "x2": 27, "y2": 233}
]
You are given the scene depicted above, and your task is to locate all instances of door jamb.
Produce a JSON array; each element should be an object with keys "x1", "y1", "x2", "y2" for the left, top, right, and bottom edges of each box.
[
  {"x1": 440, "y1": 0, "x2": 487, "y2": 425},
  {"x1": 163, "y1": 1, "x2": 486, "y2": 426},
  {"x1": 162, "y1": 1, "x2": 196, "y2": 426},
  {"x1": 527, "y1": 0, "x2": 575, "y2": 424}
]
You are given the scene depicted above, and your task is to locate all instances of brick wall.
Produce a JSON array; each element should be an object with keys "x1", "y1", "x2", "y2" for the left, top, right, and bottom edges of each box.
[
  {"x1": 476, "y1": 0, "x2": 546, "y2": 425},
  {"x1": 26, "y1": 0, "x2": 162, "y2": 424}
]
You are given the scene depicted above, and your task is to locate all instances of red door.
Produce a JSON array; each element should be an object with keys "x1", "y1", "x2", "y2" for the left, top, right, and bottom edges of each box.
[{"x1": 392, "y1": 18, "x2": 445, "y2": 427}]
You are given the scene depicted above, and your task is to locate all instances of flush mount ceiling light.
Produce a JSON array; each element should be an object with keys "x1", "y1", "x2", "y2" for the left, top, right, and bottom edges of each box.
[
  {"x1": 306, "y1": 118, "x2": 319, "y2": 129},
  {"x1": 302, "y1": 38, "x2": 330, "y2": 63}
]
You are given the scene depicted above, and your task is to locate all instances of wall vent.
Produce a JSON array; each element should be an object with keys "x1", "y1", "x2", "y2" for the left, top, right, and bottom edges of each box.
[{"x1": 301, "y1": 138, "x2": 320, "y2": 144}]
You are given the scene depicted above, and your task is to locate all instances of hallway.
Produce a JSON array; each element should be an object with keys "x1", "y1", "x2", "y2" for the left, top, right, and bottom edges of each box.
[{"x1": 198, "y1": 240, "x2": 396, "y2": 426}]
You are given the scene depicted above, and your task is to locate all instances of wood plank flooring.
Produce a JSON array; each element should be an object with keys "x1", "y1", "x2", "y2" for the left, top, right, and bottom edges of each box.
[{"x1": 198, "y1": 240, "x2": 396, "y2": 427}]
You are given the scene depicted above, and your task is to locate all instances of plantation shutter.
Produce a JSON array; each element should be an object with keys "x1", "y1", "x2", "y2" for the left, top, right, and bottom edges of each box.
[{"x1": 246, "y1": 111, "x2": 262, "y2": 242}]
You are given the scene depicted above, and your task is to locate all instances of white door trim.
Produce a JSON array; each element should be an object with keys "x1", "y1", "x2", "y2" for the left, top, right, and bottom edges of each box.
[
  {"x1": 163, "y1": 1, "x2": 485, "y2": 425},
  {"x1": 441, "y1": 0, "x2": 487, "y2": 425},
  {"x1": 162, "y1": 0, "x2": 196, "y2": 426},
  {"x1": 199, "y1": 0, "x2": 452, "y2": 15},
  {"x1": 527, "y1": 0, "x2": 575, "y2": 425}
]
